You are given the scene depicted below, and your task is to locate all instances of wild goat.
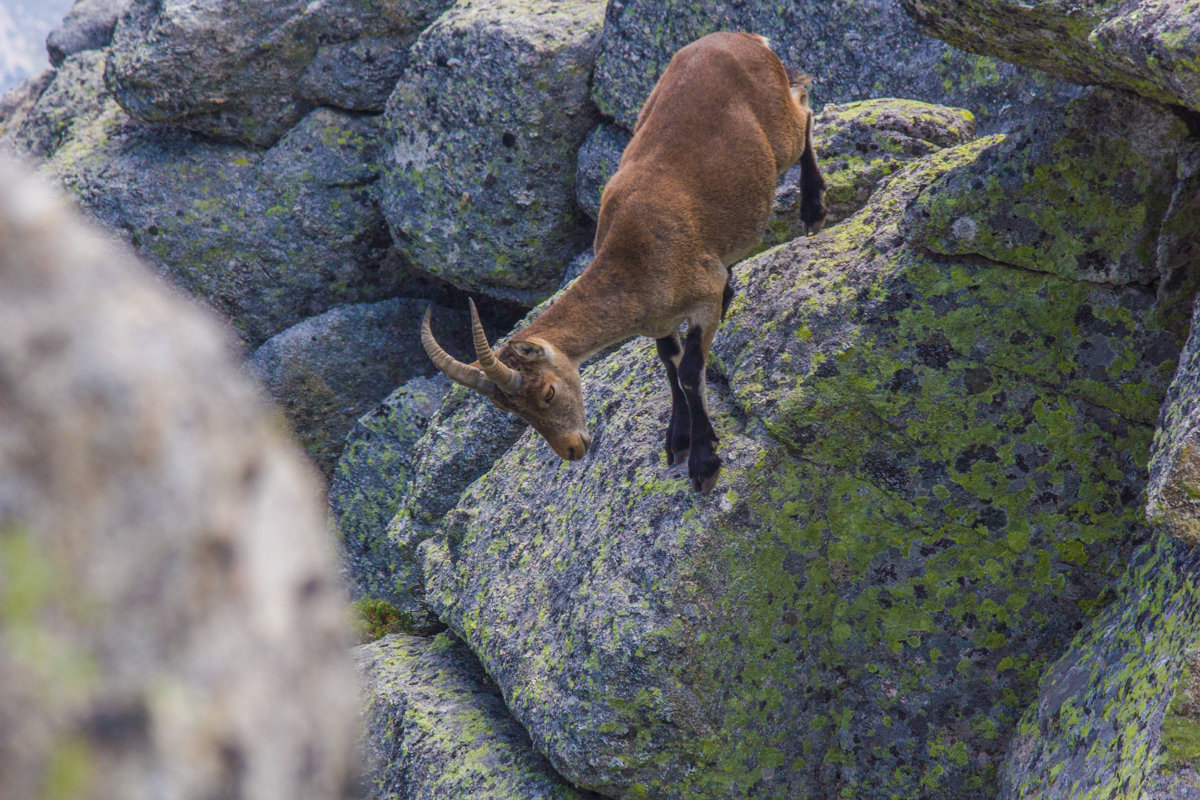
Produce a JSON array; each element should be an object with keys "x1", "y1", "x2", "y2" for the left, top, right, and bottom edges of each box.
[{"x1": 422, "y1": 31, "x2": 827, "y2": 492}]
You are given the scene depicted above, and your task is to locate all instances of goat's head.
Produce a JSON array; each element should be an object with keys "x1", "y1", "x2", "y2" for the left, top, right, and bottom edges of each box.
[{"x1": 421, "y1": 300, "x2": 591, "y2": 461}]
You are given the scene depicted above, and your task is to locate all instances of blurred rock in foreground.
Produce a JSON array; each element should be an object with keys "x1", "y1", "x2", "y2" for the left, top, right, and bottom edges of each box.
[{"x1": 0, "y1": 159, "x2": 358, "y2": 800}]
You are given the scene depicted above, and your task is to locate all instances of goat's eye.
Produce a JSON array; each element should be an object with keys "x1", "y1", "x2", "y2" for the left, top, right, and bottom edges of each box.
[{"x1": 544, "y1": 385, "x2": 555, "y2": 404}]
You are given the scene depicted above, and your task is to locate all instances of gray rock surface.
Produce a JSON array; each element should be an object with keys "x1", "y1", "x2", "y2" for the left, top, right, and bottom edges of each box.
[
  {"x1": 1150, "y1": 292, "x2": 1200, "y2": 549},
  {"x1": 591, "y1": 0, "x2": 1081, "y2": 135},
  {"x1": 997, "y1": 534, "x2": 1200, "y2": 799},
  {"x1": 0, "y1": 67, "x2": 52, "y2": 144},
  {"x1": 381, "y1": 0, "x2": 605, "y2": 305},
  {"x1": 356, "y1": 632, "x2": 602, "y2": 800},
  {"x1": 0, "y1": 159, "x2": 357, "y2": 800},
  {"x1": 330, "y1": 373, "x2": 451, "y2": 601},
  {"x1": 248, "y1": 298, "x2": 467, "y2": 475},
  {"x1": 300, "y1": 37, "x2": 413, "y2": 112},
  {"x1": 901, "y1": 0, "x2": 1200, "y2": 115},
  {"x1": 105, "y1": 0, "x2": 452, "y2": 146},
  {"x1": 903, "y1": 87, "x2": 1193, "y2": 286},
  {"x1": 7, "y1": 50, "x2": 109, "y2": 159},
  {"x1": 383, "y1": 385, "x2": 528, "y2": 629},
  {"x1": 417, "y1": 131, "x2": 1187, "y2": 799},
  {"x1": 3, "y1": 54, "x2": 407, "y2": 348},
  {"x1": 46, "y1": 0, "x2": 127, "y2": 66},
  {"x1": 573, "y1": 122, "x2": 629, "y2": 221}
]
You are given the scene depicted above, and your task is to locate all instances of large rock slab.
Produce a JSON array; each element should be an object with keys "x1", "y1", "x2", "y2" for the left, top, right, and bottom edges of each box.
[
  {"x1": 591, "y1": 0, "x2": 1081, "y2": 135},
  {"x1": 356, "y1": 632, "x2": 602, "y2": 800},
  {"x1": 330, "y1": 374, "x2": 451, "y2": 601},
  {"x1": 105, "y1": 0, "x2": 452, "y2": 146},
  {"x1": 381, "y1": 0, "x2": 604, "y2": 305},
  {"x1": 904, "y1": 87, "x2": 1194, "y2": 286},
  {"x1": 383, "y1": 386, "x2": 526, "y2": 630},
  {"x1": 0, "y1": 160, "x2": 357, "y2": 800},
  {"x1": 376, "y1": 288, "x2": 605, "y2": 628},
  {"x1": 997, "y1": 534, "x2": 1200, "y2": 799},
  {"x1": 419, "y1": 133, "x2": 1187, "y2": 798},
  {"x1": 4, "y1": 52, "x2": 407, "y2": 348},
  {"x1": 248, "y1": 299, "x2": 467, "y2": 475},
  {"x1": 901, "y1": 0, "x2": 1200, "y2": 115}
]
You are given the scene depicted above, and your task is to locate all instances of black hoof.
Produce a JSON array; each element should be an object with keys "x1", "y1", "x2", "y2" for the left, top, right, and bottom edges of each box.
[
  {"x1": 689, "y1": 451, "x2": 722, "y2": 493},
  {"x1": 665, "y1": 425, "x2": 690, "y2": 467},
  {"x1": 801, "y1": 208, "x2": 827, "y2": 237}
]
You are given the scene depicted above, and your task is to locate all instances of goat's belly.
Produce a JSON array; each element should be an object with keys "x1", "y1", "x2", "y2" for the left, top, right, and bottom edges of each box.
[{"x1": 639, "y1": 316, "x2": 689, "y2": 340}]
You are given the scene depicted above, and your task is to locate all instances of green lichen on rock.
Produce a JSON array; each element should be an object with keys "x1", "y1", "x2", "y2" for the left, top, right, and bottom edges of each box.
[
  {"x1": 1162, "y1": 648, "x2": 1200, "y2": 774},
  {"x1": 1146, "y1": 145, "x2": 1200, "y2": 549},
  {"x1": 996, "y1": 535, "x2": 1200, "y2": 799},
  {"x1": 904, "y1": 87, "x2": 1191, "y2": 286},
  {"x1": 381, "y1": 0, "x2": 605, "y2": 304},
  {"x1": 105, "y1": 0, "x2": 453, "y2": 146},
  {"x1": 249, "y1": 300, "x2": 459, "y2": 475},
  {"x1": 0, "y1": 528, "x2": 102, "y2": 800},
  {"x1": 901, "y1": 0, "x2": 1200, "y2": 114},
  {"x1": 5, "y1": 52, "x2": 405, "y2": 348},
  {"x1": 355, "y1": 632, "x2": 602, "y2": 799},
  {"x1": 330, "y1": 373, "x2": 453, "y2": 602},
  {"x1": 591, "y1": 0, "x2": 1080, "y2": 134},
  {"x1": 1147, "y1": 305, "x2": 1200, "y2": 548},
  {"x1": 418, "y1": 131, "x2": 1187, "y2": 799},
  {"x1": 767, "y1": 97, "x2": 978, "y2": 245},
  {"x1": 379, "y1": 382, "x2": 527, "y2": 630}
]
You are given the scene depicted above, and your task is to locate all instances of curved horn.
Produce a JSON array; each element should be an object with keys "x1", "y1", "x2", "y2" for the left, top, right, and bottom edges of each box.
[
  {"x1": 469, "y1": 298, "x2": 523, "y2": 393},
  {"x1": 421, "y1": 308, "x2": 494, "y2": 396}
]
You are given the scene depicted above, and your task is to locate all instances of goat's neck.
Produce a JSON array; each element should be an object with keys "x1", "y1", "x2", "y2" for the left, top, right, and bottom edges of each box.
[{"x1": 521, "y1": 265, "x2": 638, "y2": 365}]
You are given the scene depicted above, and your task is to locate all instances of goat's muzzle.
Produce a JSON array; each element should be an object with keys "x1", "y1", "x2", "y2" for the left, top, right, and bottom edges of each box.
[{"x1": 553, "y1": 431, "x2": 591, "y2": 461}]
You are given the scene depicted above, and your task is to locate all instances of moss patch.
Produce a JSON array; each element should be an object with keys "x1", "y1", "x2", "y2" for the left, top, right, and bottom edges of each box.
[{"x1": 350, "y1": 598, "x2": 420, "y2": 644}]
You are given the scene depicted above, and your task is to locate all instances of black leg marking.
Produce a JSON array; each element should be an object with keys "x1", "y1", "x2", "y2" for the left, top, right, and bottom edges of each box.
[
  {"x1": 678, "y1": 326, "x2": 721, "y2": 493},
  {"x1": 799, "y1": 110, "x2": 827, "y2": 235},
  {"x1": 656, "y1": 335, "x2": 690, "y2": 466},
  {"x1": 721, "y1": 271, "x2": 734, "y2": 320}
]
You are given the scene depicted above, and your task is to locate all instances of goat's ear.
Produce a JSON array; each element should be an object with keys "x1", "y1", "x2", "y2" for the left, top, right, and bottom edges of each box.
[{"x1": 511, "y1": 339, "x2": 550, "y2": 361}]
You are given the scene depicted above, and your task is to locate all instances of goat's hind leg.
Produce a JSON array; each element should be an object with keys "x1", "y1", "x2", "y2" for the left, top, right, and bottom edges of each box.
[
  {"x1": 678, "y1": 323, "x2": 721, "y2": 493},
  {"x1": 656, "y1": 333, "x2": 691, "y2": 466},
  {"x1": 798, "y1": 108, "x2": 827, "y2": 235}
]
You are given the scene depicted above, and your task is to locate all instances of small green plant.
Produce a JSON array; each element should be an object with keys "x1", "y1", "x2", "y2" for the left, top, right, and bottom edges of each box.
[{"x1": 350, "y1": 598, "x2": 418, "y2": 644}]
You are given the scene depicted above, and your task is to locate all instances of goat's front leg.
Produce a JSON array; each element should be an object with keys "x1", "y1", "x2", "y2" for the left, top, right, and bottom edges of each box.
[
  {"x1": 678, "y1": 323, "x2": 721, "y2": 493},
  {"x1": 656, "y1": 333, "x2": 691, "y2": 466}
]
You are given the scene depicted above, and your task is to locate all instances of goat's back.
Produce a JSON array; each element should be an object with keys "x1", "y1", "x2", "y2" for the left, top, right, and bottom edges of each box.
[{"x1": 597, "y1": 31, "x2": 808, "y2": 269}]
